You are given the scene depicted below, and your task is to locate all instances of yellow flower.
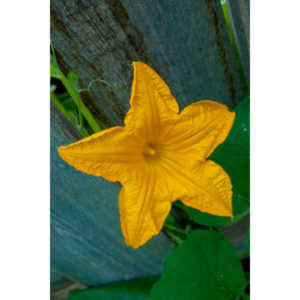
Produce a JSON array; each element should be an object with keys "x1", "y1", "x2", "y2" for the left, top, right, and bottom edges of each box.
[{"x1": 58, "y1": 62, "x2": 235, "y2": 248}]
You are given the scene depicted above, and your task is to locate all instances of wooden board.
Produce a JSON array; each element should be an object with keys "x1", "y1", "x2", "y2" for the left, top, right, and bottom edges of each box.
[
  {"x1": 227, "y1": 0, "x2": 250, "y2": 86},
  {"x1": 51, "y1": 0, "x2": 246, "y2": 128},
  {"x1": 51, "y1": 282, "x2": 85, "y2": 300},
  {"x1": 51, "y1": 271, "x2": 72, "y2": 292},
  {"x1": 51, "y1": 105, "x2": 174, "y2": 286}
]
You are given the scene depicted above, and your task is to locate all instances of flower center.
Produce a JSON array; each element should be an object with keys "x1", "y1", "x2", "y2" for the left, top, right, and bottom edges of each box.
[{"x1": 143, "y1": 144, "x2": 157, "y2": 157}]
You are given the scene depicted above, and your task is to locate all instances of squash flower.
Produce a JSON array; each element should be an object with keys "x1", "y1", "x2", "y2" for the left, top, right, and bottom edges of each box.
[{"x1": 58, "y1": 62, "x2": 235, "y2": 248}]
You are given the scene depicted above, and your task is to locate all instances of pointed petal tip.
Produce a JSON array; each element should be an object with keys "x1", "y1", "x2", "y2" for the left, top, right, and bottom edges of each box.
[
  {"x1": 57, "y1": 145, "x2": 68, "y2": 159},
  {"x1": 218, "y1": 203, "x2": 233, "y2": 217},
  {"x1": 126, "y1": 241, "x2": 141, "y2": 249},
  {"x1": 132, "y1": 60, "x2": 143, "y2": 65},
  {"x1": 132, "y1": 61, "x2": 150, "y2": 71},
  {"x1": 57, "y1": 145, "x2": 64, "y2": 158},
  {"x1": 121, "y1": 221, "x2": 158, "y2": 249},
  {"x1": 226, "y1": 209, "x2": 233, "y2": 218},
  {"x1": 123, "y1": 236, "x2": 142, "y2": 249},
  {"x1": 132, "y1": 61, "x2": 140, "y2": 68},
  {"x1": 124, "y1": 236, "x2": 152, "y2": 249},
  {"x1": 57, "y1": 145, "x2": 76, "y2": 167}
]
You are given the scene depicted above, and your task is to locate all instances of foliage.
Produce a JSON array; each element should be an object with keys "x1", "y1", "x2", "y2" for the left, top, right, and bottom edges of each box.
[
  {"x1": 150, "y1": 230, "x2": 247, "y2": 300},
  {"x1": 67, "y1": 278, "x2": 156, "y2": 300},
  {"x1": 50, "y1": 44, "x2": 103, "y2": 136}
]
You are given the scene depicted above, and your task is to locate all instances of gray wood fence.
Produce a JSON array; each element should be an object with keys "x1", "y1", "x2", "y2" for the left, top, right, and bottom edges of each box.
[{"x1": 51, "y1": 0, "x2": 250, "y2": 290}]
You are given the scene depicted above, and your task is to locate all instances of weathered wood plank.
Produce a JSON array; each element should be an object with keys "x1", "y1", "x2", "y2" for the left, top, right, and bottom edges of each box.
[
  {"x1": 119, "y1": 0, "x2": 245, "y2": 107},
  {"x1": 51, "y1": 0, "x2": 245, "y2": 128},
  {"x1": 51, "y1": 105, "x2": 174, "y2": 286},
  {"x1": 227, "y1": 0, "x2": 250, "y2": 86},
  {"x1": 220, "y1": 215, "x2": 249, "y2": 252},
  {"x1": 51, "y1": 281, "x2": 85, "y2": 300},
  {"x1": 51, "y1": 271, "x2": 71, "y2": 292}
]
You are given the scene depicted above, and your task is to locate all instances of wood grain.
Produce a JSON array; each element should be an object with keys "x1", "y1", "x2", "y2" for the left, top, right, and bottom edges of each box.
[
  {"x1": 227, "y1": 0, "x2": 250, "y2": 87},
  {"x1": 51, "y1": 0, "x2": 246, "y2": 128}
]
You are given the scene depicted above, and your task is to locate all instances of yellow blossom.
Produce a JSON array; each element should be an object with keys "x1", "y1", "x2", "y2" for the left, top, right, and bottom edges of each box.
[{"x1": 58, "y1": 62, "x2": 235, "y2": 248}]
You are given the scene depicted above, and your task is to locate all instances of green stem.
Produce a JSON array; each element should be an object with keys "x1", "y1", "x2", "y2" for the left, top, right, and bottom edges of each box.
[
  {"x1": 51, "y1": 92, "x2": 88, "y2": 137},
  {"x1": 223, "y1": 208, "x2": 250, "y2": 228},
  {"x1": 59, "y1": 72, "x2": 103, "y2": 133},
  {"x1": 79, "y1": 78, "x2": 116, "y2": 93},
  {"x1": 50, "y1": 92, "x2": 68, "y2": 119},
  {"x1": 185, "y1": 224, "x2": 192, "y2": 234},
  {"x1": 50, "y1": 42, "x2": 57, "y2": 65},
  {"x1": 221, "y1": 1, "x2": 249, "y2": 94},
  {"x1": 234, "y1": 208, "x2": 250, "y2": 223},
  {"x1": 164, "y1": 224, "x2": 188, "y2": 235},
  {"x1": 165, "y1": 230, "x2": 183, "y2": 245}
]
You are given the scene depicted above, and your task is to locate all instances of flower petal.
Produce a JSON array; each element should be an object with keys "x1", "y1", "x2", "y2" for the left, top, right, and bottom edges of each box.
[
  {"x1": 179, "y1": 160, "x2": 233, "y2": 217},
  {"x1": 119, "y1": 166, "x2": 172, "y2": 248},
  {"x1": 125, "y1": 61, "x2": 179, "y2": 139},
  {"x1": 58, "y1": 126, "x2": 142, "y2": 183},
  {"x1": 163, "y1": 100, "x2": 235, "y2": 161}
]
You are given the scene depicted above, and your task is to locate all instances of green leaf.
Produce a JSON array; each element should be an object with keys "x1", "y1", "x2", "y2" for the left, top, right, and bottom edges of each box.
[
  {"x1": 50, "y1": 53, "x2": 56, "y2": 66},
  {"x1": 67, "y1": 110, "x2": 78, "y2": 125},
  {"x1": 67, "y1": 70, "x2": 79, "y2": 90},
  {"x1": 60, "y1": 96, "x2": 77, "y2": 110},
  {"x1": 50, "y1": 54, "x2": 62, "y2": 79},
  {"x1": 243, "y1": 294, "x2": 250, "y2": 300},
  {"x1": 184, "y1": 205, "x2": 231, "y2": 226},
  {"x1": 246, "y1": 228, "x2": 250, "y2": 250},
  {"x1": 184, "y1": 97, "x2": 250, "y2": 227},
  {"x1": 66, "y1": 110, "x2": 89, "y2": 137},
  {"x1": 66, "y1": 71, "x2": 85, "y2": 129},
  {"x1": 164, "y1": 214, "x2": 178, "y2": 227},
  {"x1": 67, "y1": 277, "x2": 157, "y2": 300},
  {"x1": 149, "y1": 230, "x2": 247, "y2": 300},
  {"x1": 50, "y1": 63, "x2": 61, "y2": 79}
]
